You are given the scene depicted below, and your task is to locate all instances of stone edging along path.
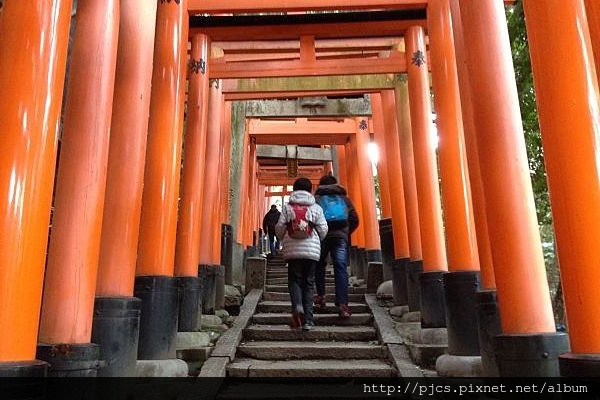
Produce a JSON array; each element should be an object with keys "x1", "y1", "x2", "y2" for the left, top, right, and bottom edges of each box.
[
  {"x1": 199, "y1": 289, "x2": 263, "y2": 377},
  {"x1": 364, "y1": 294, "x2": 426, "y2": 378},
  {"x1": 199, "y1": 288, "x2": 425, "y2": 379}
]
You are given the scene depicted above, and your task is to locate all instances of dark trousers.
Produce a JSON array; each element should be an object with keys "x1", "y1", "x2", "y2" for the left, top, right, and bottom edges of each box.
[
  {"x1": 287, "y1": 259, "x2": 317, "y2": 324},
  {"x1": 268, "y1": 232, "x2": 280, "y2": 254},
  {"x1": 316, "y1": 236, "x2": 349, "y2": 306}
]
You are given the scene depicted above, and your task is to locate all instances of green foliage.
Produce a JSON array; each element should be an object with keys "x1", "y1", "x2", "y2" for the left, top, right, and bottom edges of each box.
[
  {"x1": 506, "y1": 1, "x2": 551, "y2": 227},
  {"x1": 506, "y1": 1, "x2": 563, "y2": 324}
]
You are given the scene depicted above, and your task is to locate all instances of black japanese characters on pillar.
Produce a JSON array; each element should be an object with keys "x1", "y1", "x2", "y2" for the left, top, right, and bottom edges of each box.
[
  {"x1": 411, "y1": 50, "x2": 426, "y2": 67},
  {"x1": 189, "y1": 58, "x2": 206, "y2": 74}
]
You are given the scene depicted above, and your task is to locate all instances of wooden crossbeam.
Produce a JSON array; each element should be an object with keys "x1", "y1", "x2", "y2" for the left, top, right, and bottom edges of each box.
[
  {"x1": 225, "y1": 90, "x2": 372, "y2": 101},
  {"x1": 212, "y1": 38, "x2": 404, "y2": 54},
  {"x1": 191, "y1": 20, "x2": 426, "y2": 41},
  {"x1": 222, "y1": 74, "x2": 400, "y2": 95},
  {"x1": 188, "y1": 0, "x2": 427, "y2": 14},
  {"x1": 189, "y1": 11, "x2": 427, "y2": 41},
  {"x1": 209, "y1": 52, "x2": 406, "y2": 79},
  {"x1": 249, "y1": 117, "x2": 357, "y2": 145},
  {"x1": 189, "y1": 0, "x2": 514, "y2": 14}
]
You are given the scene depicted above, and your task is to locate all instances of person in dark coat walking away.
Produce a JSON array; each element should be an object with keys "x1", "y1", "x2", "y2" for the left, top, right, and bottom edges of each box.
[
  {"x1": 314, "y1": 175, "x2": 359, "y2": 318},
  {"x1": 262, "y1": 204, "x2": 281, "y2": 256},
  {"x1": 275, "y1": 177, "x2": 328, "y2": 330}
]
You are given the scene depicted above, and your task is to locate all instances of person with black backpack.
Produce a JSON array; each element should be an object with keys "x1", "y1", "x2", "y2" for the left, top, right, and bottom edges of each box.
[
  {"x1": 314, "y1": 175, "x2": 359, "y2": 318},
  {"x1": 275, "y1": 177, "x2": 328, "y2": 331},
  {"x1": 262, "y1": 204, "x2": 281, "y2": 257}
]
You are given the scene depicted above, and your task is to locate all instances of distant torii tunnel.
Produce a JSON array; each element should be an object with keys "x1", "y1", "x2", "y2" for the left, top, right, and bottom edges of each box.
[{"x1": 1, "y1": 0, "x2": 600, "y2": 380}]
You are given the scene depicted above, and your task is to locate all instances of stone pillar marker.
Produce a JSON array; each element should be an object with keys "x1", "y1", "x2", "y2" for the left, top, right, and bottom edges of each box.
[
  {"x1": 366, "y1": 262, "x2": 384, "y2": 294},
  {"x1": 245, "y1": 257, "x2": 267, "y2": 294}
]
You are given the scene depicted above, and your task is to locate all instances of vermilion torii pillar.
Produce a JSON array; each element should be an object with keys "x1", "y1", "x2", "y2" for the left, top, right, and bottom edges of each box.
[
  {"x1": 371, "y1": 93, "x2": 395, "y2": 281},
  {"x1": 371, "y1": 94, "x2": 393, "y2": 219},
  {"x1": 585, "y1": 0, "x2": 600, "y2": 85},
  {"x1": 214, "y1": 97, "x2": 231, "y2": 309},
  {"x1": 428, "y1": 0, "x2": 482, "y2": 370},
  {"x1": 449, "y1": 0, "x2": 498, "y2": 376},
  {"x1": 237, "y1": 132, "x2": 251, "y2": 247},
  {"x1": 380, "y1": 89, "x2": 412, "y2": 305},
  {"x1": 0, "y1": 0, "x2": 72, "y2": 376},
  {"x1": 220, "y1": 101, "x2": 233, "y2": 226},
  {"x1": 198, "y1": 79, "x2": 224, "y2": 315},
  {"x1": 459, "y1": 0, "x2": 566, "y2": 377},
  {"x1": 428, "y1": 0, "x2": 479, "y2": 273},
  {"x1": 136, "y1": 0, "x2": 188, "y2": 360},
  {"x1": 243, "y1": 141, "x2": 258, "y2": 250},
  {"x1": 406, "y1": 26, "x2": 449, "y2": 328},
  {"x1": 448, "y1": 0, "x2": 495, "y2": 290},
  {"x1": 174, "y1": 33, "x2": 210, "y2": 333},
  {"x1": 354, "y1": 118, "x2": 382, "y2": 264},
  {"x1": 249, "y1": 142, "x2": 260, "y2": 250},
  {"x1": 93, "y1": 0, "x2": 158, "y2": 376},
  {"x1": 373, "y1": 91, "x2": 410, "y2": 284},
  {"x1": 394, "y1": 79, "x2": 424, "y2": 311},
  {"x1": 336, "y1": 145, "x2": 349, "y2": 188},
  {"x1": 220, "y1": 101, "x2": 235, "y2": 285},
  {"x1": 239, "y1": 142, "x2": 251, "y2": 249},
  {"x1": 395, "y1": 80, "x2": 423, "y2": 263},
  {"x1": 380, "y1": 90, "x2": 410, "y2": 262},
  {"x1": 346, "y1": 137, "x2": 367, "y2": 278},
  {"x1": 523, "y1": 0, "x2": 600, "y2": 377},
  {"x1": 38, "y1": 0, "x2": 119, "y2": 376}
]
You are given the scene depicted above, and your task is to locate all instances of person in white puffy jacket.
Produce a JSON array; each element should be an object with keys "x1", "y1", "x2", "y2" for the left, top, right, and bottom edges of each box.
[{"x1": 275, "y1": 177, "x2": 328, "y2": 331}]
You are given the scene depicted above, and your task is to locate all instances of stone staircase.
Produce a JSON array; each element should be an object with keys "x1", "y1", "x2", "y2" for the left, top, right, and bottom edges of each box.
[{"x1": 224, "y1": 254, "x2": 396, "y2": 379}]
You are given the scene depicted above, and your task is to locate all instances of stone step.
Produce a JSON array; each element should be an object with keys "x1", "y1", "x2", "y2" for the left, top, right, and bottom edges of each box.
[
  {"x1": 243, "y1": 325, "x2": 377, "y2": 341},
  {"x1": 265, "y1": 272, "x2": 288, "y2": 277},
  {"x1": 237, "y1": 341, "x2": 384, "y2": 360},
  {"x1": 266, "y1": 285, "x2": 366, "y2": 294},
  {"x1": 257, "y1": 301, "x2": 369, "y2": 314},
  {"x1": 227, "y1": 358, "x2": 395, "y2": 378},
  {"x1": 267, "y1": 277, "x2": 335, "y2": 285},
  {"x1": 267, "y1": 268, "x2": 334, "y2": 273},
  {"x1": 262, "y1": 292, "x2": 365, "y2": 303},
  {"x1": 252, "y1": 313, "x2": 372, "y2": 326}
]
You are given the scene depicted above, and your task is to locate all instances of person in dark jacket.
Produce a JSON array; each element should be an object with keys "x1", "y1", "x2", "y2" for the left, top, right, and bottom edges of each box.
[
  {"x1": 313, "y1": 175, "x2": 359, "y2": 318},
  {"x1": 262, "y1": 204, "x2": 281, "y2": 256}
]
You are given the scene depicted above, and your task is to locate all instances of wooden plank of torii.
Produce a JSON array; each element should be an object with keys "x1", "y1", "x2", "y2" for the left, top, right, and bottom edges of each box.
[
  {"x1": 188, "y1": 0, "x2": 514, "y2": 13},
  {"x1": 188, "y1": 0, "x2": 427, "y2": 14}
]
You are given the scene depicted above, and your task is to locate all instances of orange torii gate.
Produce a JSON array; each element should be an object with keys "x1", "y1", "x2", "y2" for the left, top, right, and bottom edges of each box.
[{"x1": 1, "y1": 0, "x2": 600, "y2": 380}]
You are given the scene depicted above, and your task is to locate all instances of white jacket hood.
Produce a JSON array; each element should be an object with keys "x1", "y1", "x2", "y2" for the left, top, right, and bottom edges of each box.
[{"x1": 288, "y1": 190, "x2": 315, "y2": 206}]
